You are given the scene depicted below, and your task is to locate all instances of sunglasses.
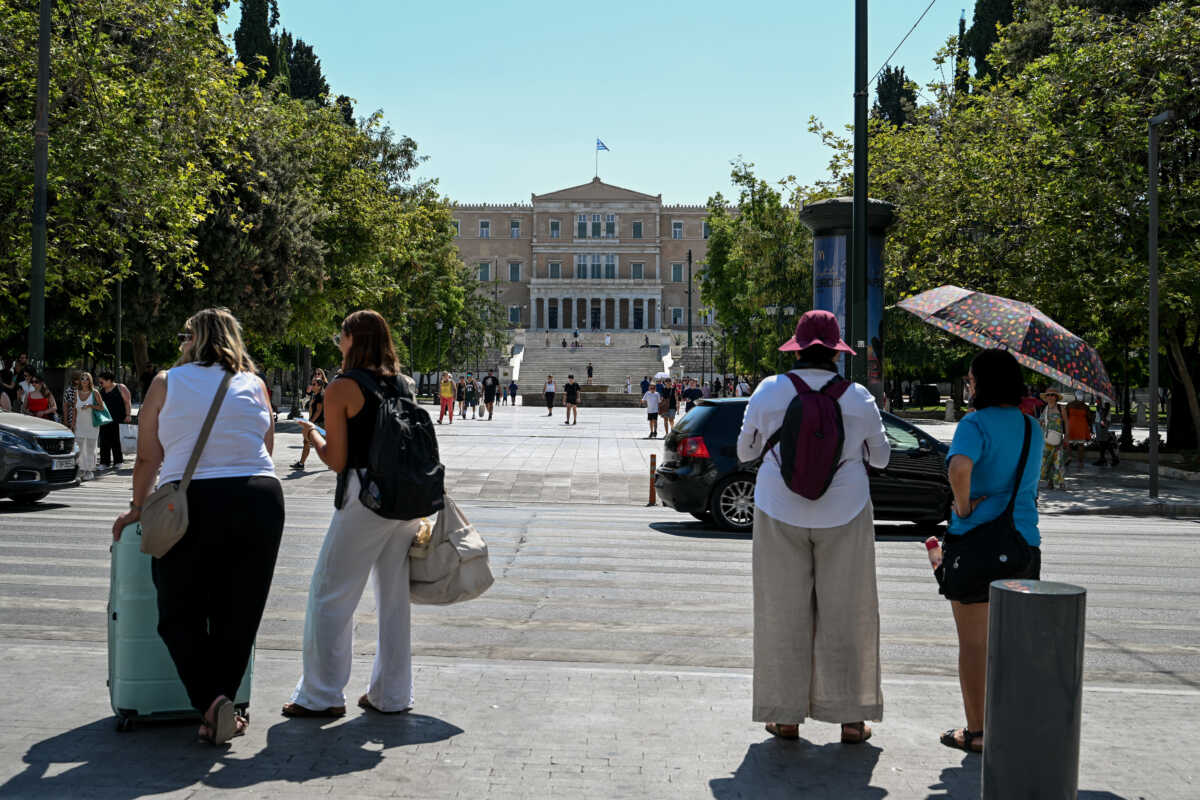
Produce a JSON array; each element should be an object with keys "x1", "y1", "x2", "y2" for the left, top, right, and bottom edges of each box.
[{"x1": 177, "y1": 332, "x2": 192, "y2": 342}]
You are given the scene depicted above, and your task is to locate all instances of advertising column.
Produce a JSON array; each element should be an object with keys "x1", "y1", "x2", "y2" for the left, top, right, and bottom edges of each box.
[{"x1": 798, "y1": 198, "x2": 895, "y2": 403}]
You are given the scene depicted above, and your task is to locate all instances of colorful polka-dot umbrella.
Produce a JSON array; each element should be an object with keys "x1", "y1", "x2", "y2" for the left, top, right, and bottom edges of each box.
[{"x1": 897, "y1": 285, "x2": 1115, "y2": 403}]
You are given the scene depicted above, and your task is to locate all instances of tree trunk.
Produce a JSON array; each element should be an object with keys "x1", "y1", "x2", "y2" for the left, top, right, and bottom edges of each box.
[
  {"x1": 1166, "y1": 332, "x2": 1199, "y2": 452},
  {"x1": 132, "y1": 333, "x2": 151, "y2": 382}
]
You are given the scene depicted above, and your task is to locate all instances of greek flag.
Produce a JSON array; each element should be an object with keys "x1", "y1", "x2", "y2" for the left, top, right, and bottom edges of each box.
[{"x1": 596, "y1": 138, "x2": 609, "y2": 151}]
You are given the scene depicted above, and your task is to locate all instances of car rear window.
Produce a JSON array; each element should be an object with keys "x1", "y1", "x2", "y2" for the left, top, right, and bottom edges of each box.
[{"x1": 672, "y1": 405, "x2": 716, "y2": 435}]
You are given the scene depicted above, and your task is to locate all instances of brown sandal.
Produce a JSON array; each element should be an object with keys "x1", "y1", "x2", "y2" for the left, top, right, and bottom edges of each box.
[
  {"x1": 764, "y1": 722, "x2": 800, "y2": 740},
  {"x1": 841, "y1": 722, "x2": 872, "y2": 744},
  {"x1": 280, "y1": 702, "x2": 345, "y2": 718}
]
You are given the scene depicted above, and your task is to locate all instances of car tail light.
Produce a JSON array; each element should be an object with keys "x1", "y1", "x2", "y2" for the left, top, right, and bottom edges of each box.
[{"x1": 678, "y1": 435, "x2": 710, "y2": 459}]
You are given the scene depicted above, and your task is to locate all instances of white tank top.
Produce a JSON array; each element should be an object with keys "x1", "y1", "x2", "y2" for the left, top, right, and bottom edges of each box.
[{"x1": 157, "y1": 363, "x2": 275, "y2": 485}]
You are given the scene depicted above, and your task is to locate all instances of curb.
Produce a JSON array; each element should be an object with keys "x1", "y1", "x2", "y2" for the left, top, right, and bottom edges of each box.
[{"x1": 1054, "y1": 502, "x2": 1200, "y2": 518}]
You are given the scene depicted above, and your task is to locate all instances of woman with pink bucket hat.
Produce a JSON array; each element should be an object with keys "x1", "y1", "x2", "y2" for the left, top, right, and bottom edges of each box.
[{"x1": 736, "y1": 309, "x2": 891, "y2": 745}]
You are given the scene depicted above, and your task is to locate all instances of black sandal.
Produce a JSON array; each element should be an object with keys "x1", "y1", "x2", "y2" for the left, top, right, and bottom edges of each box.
[
  {"x1": 764, "y1": 722, "x2": 800, "y2": 740},
  {"x1": 841, "y1": 722, "x2": 872, "y2": 744},
  {"x1": 940, "y1": 727, "x2": 983, "y2": 753}
]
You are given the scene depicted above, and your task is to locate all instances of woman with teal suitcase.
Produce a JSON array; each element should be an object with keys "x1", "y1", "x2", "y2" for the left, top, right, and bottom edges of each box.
[{"x1": 111, "y1": 308, "x2": 284, "y2": 745}]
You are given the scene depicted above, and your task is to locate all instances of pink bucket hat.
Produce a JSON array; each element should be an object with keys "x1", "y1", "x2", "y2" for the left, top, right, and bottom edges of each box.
[{"x1": 778, "y1": 309, "x2": 857, "y2": 355}]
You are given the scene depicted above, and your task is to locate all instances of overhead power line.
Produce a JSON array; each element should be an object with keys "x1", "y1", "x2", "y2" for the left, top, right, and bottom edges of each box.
[{"x1": 859, "y1": 0, "x2": 939, "y2": 95}]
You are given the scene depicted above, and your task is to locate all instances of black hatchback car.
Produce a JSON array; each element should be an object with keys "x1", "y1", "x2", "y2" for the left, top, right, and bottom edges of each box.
[{"x1": 654, "y1": 398, "x2": 951, "y2": 531}]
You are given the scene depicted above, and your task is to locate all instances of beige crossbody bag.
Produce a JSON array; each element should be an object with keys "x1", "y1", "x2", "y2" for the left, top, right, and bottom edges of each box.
[{"x1": 140, "y1": 370, "x2": 233, "y2": 558}]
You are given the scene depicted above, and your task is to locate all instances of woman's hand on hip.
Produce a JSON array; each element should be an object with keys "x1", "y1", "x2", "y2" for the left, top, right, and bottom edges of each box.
[{"x1": 112, "y1": 509, "x2": 140, "y2": 542}]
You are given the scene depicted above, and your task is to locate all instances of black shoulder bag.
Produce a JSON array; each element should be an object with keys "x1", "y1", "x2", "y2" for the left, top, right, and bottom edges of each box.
[{"x1": 938, "y1": 415, "x2": 1035, "y2": 599}]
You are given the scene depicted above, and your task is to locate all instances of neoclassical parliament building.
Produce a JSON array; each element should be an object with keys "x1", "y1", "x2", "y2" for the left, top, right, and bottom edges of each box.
[{"x1": 452, "y1": 178, "x2": 714, "y2": 333}]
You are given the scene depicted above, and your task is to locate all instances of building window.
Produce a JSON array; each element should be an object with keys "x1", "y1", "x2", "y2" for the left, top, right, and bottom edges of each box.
[
  {"x1": 509, "y1": 305, "x2": 521, "y2": 325},
  {"x1": 672, "y1": 220, "x2": 683, "y2": 239},
  {"x1": 590, "y1": 254, "x2": 602, "y2": 279},
  {"x1": 577, "y1": 214, "x2": 587, "y2": 238},
  {"x1": 575, "y1": 254, "x2": 587, "y2": 279},
  {"x1": 510, "y1": 219, "x2": 520, "y2": 238},
  {"x1": 549, "y1": 261, "x2": 562, "y2": 279},
  {"x1": 549, "y1": 219, "x2": 560, "y2": 239},
  {"x1": 478, "y1": 262, "x2": 490, "y2": 282},
  {"x1": 604, "y1": 254, "x2": 616, "y2": 279},
  {"x1": 631, "y1": 262, "x2": 644, "y2": 280},
  {"x1": 591, "y1": 214, "x2": 601, "y2": 238},
  {"x1": 508, "y1": 262, "x2": 521, "y2": 282},
  {"x1": 632, "y1": 220, "x2": 642, "y2": 239},
  {"x1": 605, "y1": 214, "x2": 616, "y2": 239},
  {"x1": 451, "y1": 220, "x2": 460, "y2": 236},
  {"x1": 479, "y1": 220, "x2": 491, "y2": 238},
  {"x1": 703, "y1": 221, "x2": 711, "y2": 239},
  {"x1": 671, "y1": 262, "x2": 684, "y2": 282},
  {"x1": 671, "y1": 307, "x2": 684, "y2": 325}
]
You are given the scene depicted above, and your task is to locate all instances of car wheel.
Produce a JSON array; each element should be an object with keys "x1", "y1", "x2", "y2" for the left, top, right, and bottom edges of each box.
[
  {"x1": 710, "y1": 474, "x2": 756, "y2": 532},
  {"x1": 10, "y1": 492, "x2": 49, "y2": 505}
]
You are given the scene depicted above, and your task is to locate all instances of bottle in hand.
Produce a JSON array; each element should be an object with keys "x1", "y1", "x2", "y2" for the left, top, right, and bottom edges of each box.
[{"x1": 924, "y1": 536, "x2": 943, "y2": 569}]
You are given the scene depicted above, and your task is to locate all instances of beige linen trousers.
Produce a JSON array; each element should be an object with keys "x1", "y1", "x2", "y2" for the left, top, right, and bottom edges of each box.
[{"x1": 752, "y1": 501, "x2": 883, "y2": 724}]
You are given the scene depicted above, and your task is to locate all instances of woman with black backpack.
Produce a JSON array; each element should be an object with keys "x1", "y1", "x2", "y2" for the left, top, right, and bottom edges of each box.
[{"x1": 284, "y1": 310, "x2": 424, "y2": 718}]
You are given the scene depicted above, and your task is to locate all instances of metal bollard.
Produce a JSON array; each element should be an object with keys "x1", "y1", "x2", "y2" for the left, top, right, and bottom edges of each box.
[
  {"x1": 648, "y1": 453, "x2": 657, "y2": 506},
  {"x1": 944, "y1": 396, "x2": 956, "y2": 422},
  {"x1": 983, "y1": 579, "x2": 1087, "y2": 800}
]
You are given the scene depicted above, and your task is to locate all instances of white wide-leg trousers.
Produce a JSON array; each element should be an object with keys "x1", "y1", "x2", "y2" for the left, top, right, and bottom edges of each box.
[{"x1": 291, "y1": 472, "x2": 420, "y2": 712}]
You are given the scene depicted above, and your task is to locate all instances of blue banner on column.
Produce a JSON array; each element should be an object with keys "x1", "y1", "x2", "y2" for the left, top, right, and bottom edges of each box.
[
  {"x1": 813, "y1": 232, "x2": 885, "y2": 395},
  {"x1": 813, "y1": 234, "x2": 847, "y2": 368}
]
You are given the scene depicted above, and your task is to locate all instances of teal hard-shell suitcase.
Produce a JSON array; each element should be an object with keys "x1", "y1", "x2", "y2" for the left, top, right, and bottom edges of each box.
[{"x1": 107, "y1": 523, "x2": 252, "y2": 731}]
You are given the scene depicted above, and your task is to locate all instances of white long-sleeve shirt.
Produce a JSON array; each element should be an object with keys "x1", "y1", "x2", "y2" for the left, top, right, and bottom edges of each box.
[{"x1": 736, "y1": 369, "x2": 891, "y2": 528}]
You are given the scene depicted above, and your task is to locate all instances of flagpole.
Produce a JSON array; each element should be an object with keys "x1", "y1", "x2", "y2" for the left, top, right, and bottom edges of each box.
[{"x1": 595, "y1": 140, "x2": 598, "y2": 178}]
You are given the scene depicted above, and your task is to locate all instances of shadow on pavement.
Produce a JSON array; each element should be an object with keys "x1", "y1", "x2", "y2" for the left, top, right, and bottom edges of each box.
[
  {"x1": 710, "y1": 739, "x2": 885, "y2": 799},
  {"x1": 0, "y1": 501, "x2": 69, "y2": 514},
  {"x1": 0, "y1": 712, "x2": 462, "y2": 798},
  {"x1": 648, "y1": 519, "x2": 941, "y2": 544},
  {"x1": 927, "y1": 758, "x2": 1130, "y2": 800}
]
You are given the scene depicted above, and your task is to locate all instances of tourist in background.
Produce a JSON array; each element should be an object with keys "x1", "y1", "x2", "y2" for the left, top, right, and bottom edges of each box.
[
  {"x1": 1064, "y1": 391, "x2": 1093, "y2": 469},
  {"x1": 437, "y1": 372, "x2": 455, "y2": 423},
  {"x1": 292, "y1": 376, "x2": 326, "y2": 471},
  {"x1": 73, "y1": 372, "x2": 104, "y2": 480},
  {"x1": 1039, "y1": 389, "x2": 1067, "y2": 490},
  {"x1": 543, "y1": 375, "x2": 556, "y2": 416},
  {"x1": 21, "y1": 375, "x2": 57, "y2": 420},
  {"x1": 62, "y1": 372, "x2": 80, "y2": 431},
  {"x1": 97, "y1": 371, "x2": 132, "y2": 470}
]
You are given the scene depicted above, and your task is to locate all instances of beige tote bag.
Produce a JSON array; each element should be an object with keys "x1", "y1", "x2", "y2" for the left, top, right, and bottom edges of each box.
[
  {"x1": 140, "y1": 371, "x2": 233, "y2": 558},
  {"x1": 409, "y1": 494, "x2": 494, "y2": 604}
]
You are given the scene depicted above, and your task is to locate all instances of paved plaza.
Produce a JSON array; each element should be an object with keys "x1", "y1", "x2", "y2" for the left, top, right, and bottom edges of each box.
[{"x1": 0, "y1": 405, "x2": 1196, "y2": 798}]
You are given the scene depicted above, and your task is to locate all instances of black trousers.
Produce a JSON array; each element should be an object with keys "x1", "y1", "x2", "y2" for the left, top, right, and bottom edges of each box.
[
  {"x1": 544, "y1": 391, "x2": 555, "y2": 410},
  {"x1": 98, "y1": 422, "x2": 123, "y2": 465},
  {"x1": 151, "y1": 476, "x2": 284, "y2": 712}
]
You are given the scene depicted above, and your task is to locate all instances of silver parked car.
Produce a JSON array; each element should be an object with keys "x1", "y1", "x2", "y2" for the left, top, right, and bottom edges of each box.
[{"x1": 0, "y1": 411, "x2": 79, "y2": 504}]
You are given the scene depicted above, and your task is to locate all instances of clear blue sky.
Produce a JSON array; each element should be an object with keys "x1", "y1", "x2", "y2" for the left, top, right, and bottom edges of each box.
[{"x1": 230, "y1": 1, "x2": 962, "y2": 204}]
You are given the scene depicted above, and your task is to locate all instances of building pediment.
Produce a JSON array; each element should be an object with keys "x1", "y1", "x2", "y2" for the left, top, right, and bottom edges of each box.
[{"x1": 533, "y1": 177, "x2": 660, "y2": 204}]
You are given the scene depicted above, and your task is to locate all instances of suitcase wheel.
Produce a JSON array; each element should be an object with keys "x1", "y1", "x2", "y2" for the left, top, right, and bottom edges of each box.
[{"x1": 115, "y1": 716, "x2": 135, "y2": 733}]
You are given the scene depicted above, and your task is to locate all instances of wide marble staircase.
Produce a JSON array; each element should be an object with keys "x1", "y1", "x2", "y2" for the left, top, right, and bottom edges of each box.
[{"x1": 514, "y1": 332, "x2": 668, "y2": 407}]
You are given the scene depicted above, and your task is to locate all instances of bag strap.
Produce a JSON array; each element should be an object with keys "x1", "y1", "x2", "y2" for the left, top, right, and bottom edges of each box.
[
  {"x1": 1003, "y1": 415, "x2": 1033, "y2": 516},
  {"x1": 179, "y1": 370, "x2": 234, "y2": 492}
]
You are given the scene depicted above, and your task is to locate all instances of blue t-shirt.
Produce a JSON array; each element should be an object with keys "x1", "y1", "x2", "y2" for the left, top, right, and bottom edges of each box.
[{"x1": 946, "y1": 406, "x2": 1042, "y2": 546}]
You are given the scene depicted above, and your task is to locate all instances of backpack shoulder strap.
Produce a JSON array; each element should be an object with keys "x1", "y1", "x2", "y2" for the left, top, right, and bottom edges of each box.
[
  {"x1": 341, "y1": 369, "x2": 386, "y2": 403},
  {"x1": 820, "y1": 376, "x2": 852, "y2": 400},
  {"x1": 783, "y1": 372, "x2": 815, "y2": 394},
  {"x1": 1004, "y1": 415, "x2": 1034, "y2": 515}
]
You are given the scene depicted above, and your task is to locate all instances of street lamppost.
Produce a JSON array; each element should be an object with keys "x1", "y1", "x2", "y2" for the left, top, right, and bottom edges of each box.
[
  {"x1": 1148, "y1": 109, "x2": 1175, "y2": 499},
  {"x1": 435, "y1": 320, "x2": 443, "y2": 379}
]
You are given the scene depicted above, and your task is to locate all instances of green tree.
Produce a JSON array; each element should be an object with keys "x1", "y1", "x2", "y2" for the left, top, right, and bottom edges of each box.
[
  {"x1": 287, "y1": 37, "x2": 330, "y2": 103},
  {"x1": 233, "y1": 0, "x2": 279, "y2": 82},
  {"x1": 964, "y1": 0, "x2": 1013, "y2": 78},
  {"x1": 872, "y1": 66, "x2": 917, "y2": 127}
]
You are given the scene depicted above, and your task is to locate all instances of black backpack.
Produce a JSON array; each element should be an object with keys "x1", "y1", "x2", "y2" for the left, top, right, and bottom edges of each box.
[{"x1": 343, "y1": 369, "x2": 445, "y2": 520}]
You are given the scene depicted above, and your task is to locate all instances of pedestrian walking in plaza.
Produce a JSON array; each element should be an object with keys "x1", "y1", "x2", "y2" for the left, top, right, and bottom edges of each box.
[
  {"x1": 61, "y1": 371, "x2": 79, "y2": 431},
  {"x1": 1065, "y1": 391, "x2": 1093, "y2": 469},
  {"x1": 97, "y1": 371, "x2": 132, "y2": 469},
  {"x1": 21, "y1": 374, "x2": 57, "y2": 420},
  {"x1": 1039, "y1": 389, "x2": 1067, "y2": 489},
  {"x1": 682, "y1": 378, "x2": 703, "y2": 412},
  {"x1": 640, "y1": 376, "x2": 650, "y2": 396},
  {"x1": 1093, "y1": 403, "x2": 1119, "y2": 466},
  {"x1": 464, "y1": 373, "x2": 480, "y2": 419},
  {"x1": 285, "y1": 309, "x2": 422, "y2": 719},
  {"x1": 0, "y1": 367, "x2": 17, "y2": 411},
  {"x1": 544, "y1": 375, "x2": 556, "y2": 416},
  {"x1": 641, "y1": 385, "x2": 661, "y2": 438},
  {"x1": 508, "y1": 379, "x2": 518, "y2": 406},
  {"x1": 736, "y1": 310, "x2": 890, "y2": 745},
  {"x1": 564, "y1": 375, "x2": 580, "y2": 425},
  {"x1": 561, "y1": 338, "x2": 567, "y2": 349},
  {"x1": 938, "y1": 349, "x2": 1042, "y2": 754},
  {"x1": 72, "y1": 373, "x2": 105, "y2": 480},
  {"x1": 660, "y1": 379, "x2": 679, "y2": 435},
  {"x1": 482, "y1": 369, "x2": 500, "y2": 420},
  {"x1": 293, "y1": 376, "x2": 326, "y2": 470},
  {"x1": 437, "y1": 372, "x2": 455, "y2": 424},
  {"x1": 586, "y1": 362, "x2": 594, "y2": 385},
  {"x1": 625, "y1": 375, "x2": 632, "y2": 394},
  {"x1": 456, "y1": 376, "x2": 467, "y2": 419},
  {"x1": 111, "y1": 307, "x2": 283, "y2": 745}
]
